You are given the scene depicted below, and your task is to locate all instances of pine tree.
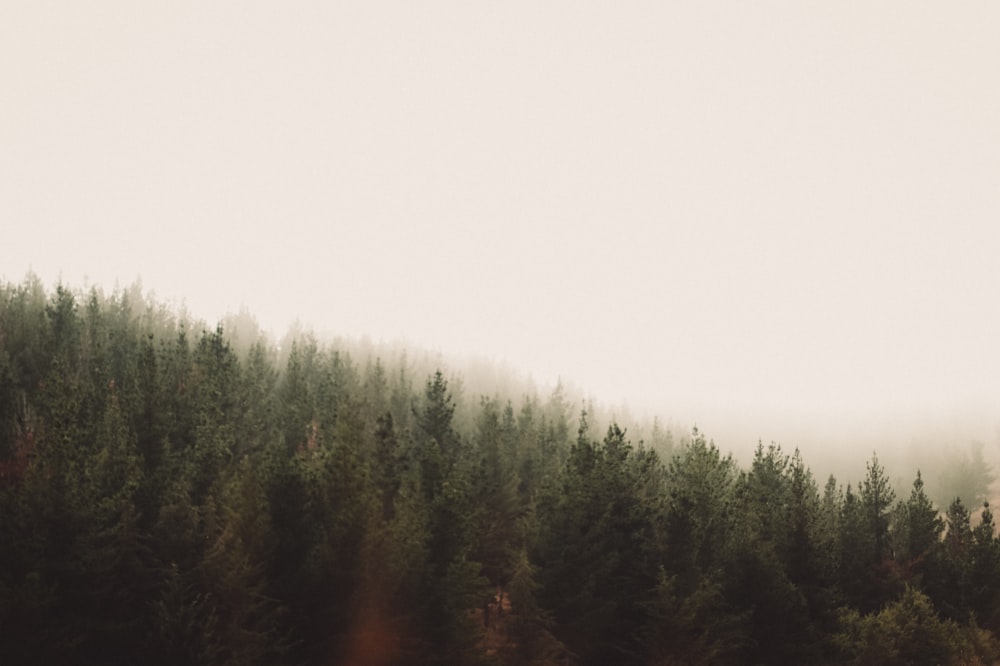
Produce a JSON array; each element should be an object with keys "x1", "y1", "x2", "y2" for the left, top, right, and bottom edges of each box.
[
  {"x1": 726, "y1": 443, "x2": 816, "y2": 663},
  {"x1": 968, "y1": 503, "x2": 1000, "y2": 630},
  {"x1": 935, "y1": 497, "x2": 974, "y2": 620},
  {"x1": 860, "y1": 453, "x2": 896, "y2": 565},
  {"x1": 538, "y1": 421, "x2": 665, "y2": 664},
  {"x1": 903, "y1": 471, "x2": 944, "y2": 562}
]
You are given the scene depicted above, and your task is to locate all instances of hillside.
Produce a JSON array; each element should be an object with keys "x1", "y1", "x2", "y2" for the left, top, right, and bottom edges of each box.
[{"x1": 1, "y1": 276, "x2": 999, "y2": 664}]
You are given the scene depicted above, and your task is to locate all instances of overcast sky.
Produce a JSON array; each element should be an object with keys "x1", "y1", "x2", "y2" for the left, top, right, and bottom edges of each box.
[{"x1": 2, "y1": 1, "x2": 998, "y2": 449}]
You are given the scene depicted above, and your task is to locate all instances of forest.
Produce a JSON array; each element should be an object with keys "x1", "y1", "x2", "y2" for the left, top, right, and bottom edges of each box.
[{"x1": 2, "y1": 275, "x2": 999, "y2": 665}]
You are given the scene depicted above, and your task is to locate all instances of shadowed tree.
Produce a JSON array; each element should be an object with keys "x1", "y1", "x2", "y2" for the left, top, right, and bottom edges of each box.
[
  {"x1": 538, "y1": 418, "x2": 667, "y2": 664},
  {"x1": 968, "y1": 503, "x2": 1000, "y2": 631},
  {"x1": 891, "y1": 470, "x2": 945, "y2": 596},
  {"x1": 726, "y1": 443, "x2": 819, "y2": 662}
]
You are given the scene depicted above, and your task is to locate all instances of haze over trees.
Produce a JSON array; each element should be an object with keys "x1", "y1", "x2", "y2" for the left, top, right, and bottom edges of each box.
[{"x1": 1, "y1": 276, "x2": 998, "y2": 664}]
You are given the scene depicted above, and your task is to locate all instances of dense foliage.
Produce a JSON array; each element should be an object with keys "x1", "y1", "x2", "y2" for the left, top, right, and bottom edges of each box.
[{"x1": 1, "y1": 277, "x2": 998, "y2": 665}]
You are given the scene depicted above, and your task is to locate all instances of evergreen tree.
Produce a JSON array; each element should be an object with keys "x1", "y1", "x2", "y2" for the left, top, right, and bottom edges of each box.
[
  {"x1": 891, "y1": 470, "x2": 945, "y2": 598},
  {"x1": 860, "y1": 453, "x2": 896, "y2": 566},
  {"x1": 662, "y1": 428, "x2": 736, "y2": 588},
  {"x1": 835, "y1": 586, "x2": 971, "y2": 666},
  {"x1": 409, "y1": 371, "x2": 490, "y2": 663},
  {"x1": 537, "y1": 421, "x2": 664, "y2": 664},
  {"x1": 838, "y1": 483, "x2": 876, "y2": 610},
  {"x1": 468, "y1": 397, "x2": 521, "y2": 593},
  {"x1": 846, "y1": 453, "x2": 898, "y2": 610},
  {"x1": 902, "y1": 470, "x2": 944, "y2": 564},
  {"x1": 935, "y1": 497, "x2": 974, "y2": 620},
  {"x1": 725, "y1": 443, "x2": 816, "y2": 663},
  {"x1": 968, "y1": 503, "x2": 1000, "y2": 630}
]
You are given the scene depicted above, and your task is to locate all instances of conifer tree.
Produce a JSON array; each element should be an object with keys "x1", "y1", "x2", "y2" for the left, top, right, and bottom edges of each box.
[
  {"x1": 860, "y1": 453, "x2": 896, "y2": 566},
  {"x1": 538, "y1": 420, "x2": 664, "y2": 664},
  {"x1": 968, "y1": 503, "x2": 1000, "y2": 629},
  {"x1": 893, "y1": 470, "x2": 945, "y2": 596}
]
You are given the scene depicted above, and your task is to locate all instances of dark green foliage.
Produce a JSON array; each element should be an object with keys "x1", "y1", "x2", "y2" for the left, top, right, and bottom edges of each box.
[
  {"x1": 860, "y1": 453, "x2": 896, "y2": 564},
  {"x1": 645, "y1": 572, "x2": 749, "y2": 665},
  {"x1": 662, "y1": 428, "x2": 736, "y2": 586},
  {"x1": 468, "y1": 398, "x2": 522, "y2": 590},
  {"x1": 725, "y1": 444, "x2": 817, "y2": 663},
  {"x1": 832, "y1": 454, "x2": 901, "y2": 613},
  {"x1": 3, "y1": 277, "x2": 1000, "y2": 665},
  {"x1": 968, "y1": 503, "x2": 1000, "y2": 629},
  {"x1": 900, "y1": 471, "x2": 945, "y2": 565},
  {"x1": 834, "y1": 586, "x2": 970, "y2": 665},
  {"x1": 536, "y1": 420, "x2": 664, "y2": 664},
  {"x1": 888, "y1": 470, "x2": 945, "y2": 600}
]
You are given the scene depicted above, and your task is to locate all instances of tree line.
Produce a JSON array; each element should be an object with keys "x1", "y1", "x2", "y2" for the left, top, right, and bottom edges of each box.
[{"x1": 1, "y1": 276, "x2": 998, "y2": 665}]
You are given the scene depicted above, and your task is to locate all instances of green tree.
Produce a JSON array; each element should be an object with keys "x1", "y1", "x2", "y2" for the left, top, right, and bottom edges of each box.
[
  {"x1": 72, "y1": 388, "x2": 154, "y2": 660},
  {"x1": 840, "y1": 453, "x2": 898, "y2": 611},
  {"x1": 661, "y1": 428, "x2": 736, "y2": 588},
  {"x1": 835, "y1": 586, "x2": 971, "y2": 666},
  {"x1": 468, "y1": 397, "x2": 522, "y2": 593},
  {"x1": 860, "y1": 453, "x2": 896, "y2": 565},
  {"x1": 968, "y1": 503, "x2": 1000, "y2": 631},
  {"x1": 406, "y1": 371, "x2": 490, "y2": 663},
  {"x1": 537, "y1": 421, "x2": 664, "y2": 664},
  {"x1": 891, "y1": 470, "x2": 945, "y2": 596},
  {"x1": 838, "y1": 483, "x2": 875, "y2": 610},
  {"x1": 902, "y1": 471, "x2": 944, "y2": 564},
  {"x1": 932, "y1": 497, "x2": 974, "y2": 621},
  {"x1": 725, "y1": 443, "x2": 818, "y2": 663}
]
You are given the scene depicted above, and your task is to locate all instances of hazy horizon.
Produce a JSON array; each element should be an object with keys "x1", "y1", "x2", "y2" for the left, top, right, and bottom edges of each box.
[{"x1": 3, "y1": 1, "x2": 998, "y2": 460}]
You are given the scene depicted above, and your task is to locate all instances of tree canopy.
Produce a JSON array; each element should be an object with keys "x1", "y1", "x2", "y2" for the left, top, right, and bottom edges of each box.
[{"x1": 1, "y1": 276, "x2": 998, "y2": 664}]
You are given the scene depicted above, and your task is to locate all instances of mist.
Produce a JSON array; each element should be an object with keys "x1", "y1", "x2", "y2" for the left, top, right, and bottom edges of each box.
[
  {"x1": 3, "y1": 3, "x2": 997, "y2": 445},
  {"x1": 213, "y1": 284, "x2": 1000, "y2": 497}
]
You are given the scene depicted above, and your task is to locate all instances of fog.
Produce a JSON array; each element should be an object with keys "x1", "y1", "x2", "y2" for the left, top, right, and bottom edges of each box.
[{"x1": 2, "y1": 2, "x2": 998, "y2": 480}]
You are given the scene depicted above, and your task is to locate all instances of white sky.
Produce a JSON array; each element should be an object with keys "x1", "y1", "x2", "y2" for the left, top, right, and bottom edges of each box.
[{"x1": 2, "y1": 1, "x2": 999, "y2": 449}]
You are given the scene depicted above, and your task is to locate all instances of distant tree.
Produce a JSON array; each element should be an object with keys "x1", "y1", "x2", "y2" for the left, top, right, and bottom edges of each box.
[{"x1": 935, "y1": 441, "x2": 996, "y2": 512}]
